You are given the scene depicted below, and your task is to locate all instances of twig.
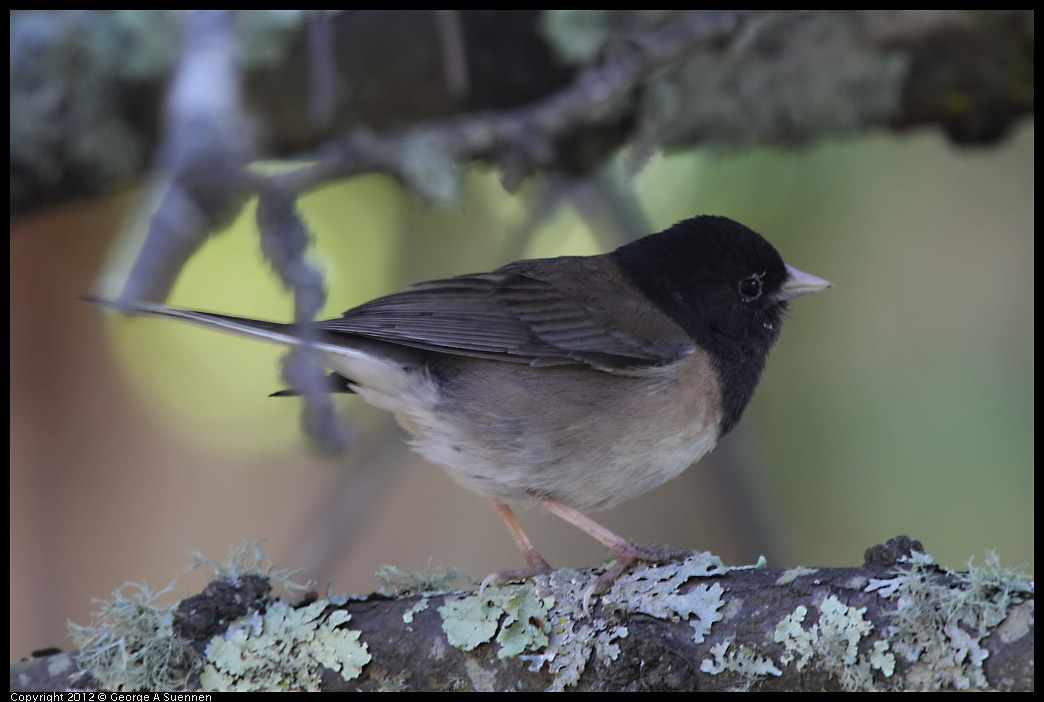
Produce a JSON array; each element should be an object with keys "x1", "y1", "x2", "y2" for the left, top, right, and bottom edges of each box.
[{"x1": 271, "y1": 11, "x2": 748, "y2": 196}]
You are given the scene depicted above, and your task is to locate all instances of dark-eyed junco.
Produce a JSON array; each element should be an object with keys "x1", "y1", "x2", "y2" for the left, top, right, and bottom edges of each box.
[{"x1": 93, "y1": 215, "x2": 830, "y2": 609}]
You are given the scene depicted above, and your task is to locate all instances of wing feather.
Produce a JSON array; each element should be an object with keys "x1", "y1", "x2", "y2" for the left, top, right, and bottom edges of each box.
[{"x1": 318, "y1": 258, "x2": 690, "y2": 370}]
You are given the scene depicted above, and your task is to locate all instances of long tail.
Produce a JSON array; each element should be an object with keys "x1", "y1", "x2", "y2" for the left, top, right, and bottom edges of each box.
[
  {"x1": 85, "y1": 297, "x2": 417, "y2": 399},
  {"x1": 85, "y1": 296, "x2": 324, "y2": 350}
]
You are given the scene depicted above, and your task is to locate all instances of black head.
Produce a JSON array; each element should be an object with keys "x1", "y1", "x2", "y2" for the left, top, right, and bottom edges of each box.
[{"x1": 612, "y1": 215, "x2": 825, "y2": 434}]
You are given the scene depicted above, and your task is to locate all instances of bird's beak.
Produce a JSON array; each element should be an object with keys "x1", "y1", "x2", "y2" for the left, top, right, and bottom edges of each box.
[{"x1": 778, "y1": 265, "x2": 832, "y2": 300}]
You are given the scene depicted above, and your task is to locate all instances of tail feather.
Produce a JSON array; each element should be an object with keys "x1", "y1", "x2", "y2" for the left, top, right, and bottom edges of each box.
[
  {"x1": 270, "y1": 372, "x2": 357, "y2": 397},
  {"x1": 86, "y1": 296, "x2": 321, "y2": 350},
  {"x1": 85, "y1": 296, "x2": 421, "y2": 401}
]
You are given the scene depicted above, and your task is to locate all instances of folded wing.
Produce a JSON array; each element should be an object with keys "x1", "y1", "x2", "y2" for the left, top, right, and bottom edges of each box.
[{"x1": 322, "y1": 257, "x2": 691, "y2": 371}]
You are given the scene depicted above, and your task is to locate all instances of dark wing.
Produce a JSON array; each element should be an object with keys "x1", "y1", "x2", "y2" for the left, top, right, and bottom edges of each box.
[{"x1": 319, "y1": 256, "x2": 691, "y2": 371}]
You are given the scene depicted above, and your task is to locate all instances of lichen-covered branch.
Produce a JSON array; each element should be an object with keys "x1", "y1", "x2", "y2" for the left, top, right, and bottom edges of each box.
[
  {"x1": 11, "y1": 10, "x2": 1033, "y2": 219},
  {"x1": 10, "y1": 538, "x2": 1034, "y2": 692}
]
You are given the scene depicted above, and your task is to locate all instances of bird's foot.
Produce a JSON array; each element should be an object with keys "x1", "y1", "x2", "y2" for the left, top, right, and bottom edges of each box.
[
  {"x1": 582, "y1": 542, "x2": 695, "y2": 615},
  {"x1": 479, "y1": 562, "x2": 554, "y2": 595}
]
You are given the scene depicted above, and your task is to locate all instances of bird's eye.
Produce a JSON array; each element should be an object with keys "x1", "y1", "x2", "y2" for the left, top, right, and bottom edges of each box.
[{"x1": 738, "y1": 274, "x2": 764, "y2": 301}]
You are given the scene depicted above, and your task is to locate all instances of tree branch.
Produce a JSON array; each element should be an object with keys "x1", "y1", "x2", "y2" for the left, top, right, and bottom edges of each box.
[
  {"x1": 10, "y1": 538, "x2": 1034, "y2": 692},
  {"x1": 11, "y1": 10, "x2": 1033, "y2": 219}
]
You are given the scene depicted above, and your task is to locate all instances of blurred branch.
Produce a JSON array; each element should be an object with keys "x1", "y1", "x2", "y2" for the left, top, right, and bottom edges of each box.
[
  {"x1": 116, "y1": 10, "x2": 251, "y2": 303},
  {"x1": 10, "y1": 539, "x2": 1034, "y2": 692},
  {"x1": 266, "y1": 10, "x2": 746, "y2": 199},
  {"x1": 11, "y1": 10, "x2": 1033, "y2": 219}
]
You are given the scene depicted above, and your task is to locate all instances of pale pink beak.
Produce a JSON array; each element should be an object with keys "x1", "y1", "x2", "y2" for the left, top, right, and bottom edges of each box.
[{"x1": 778, "y1": 265, "x2": 832, "y2": 300}]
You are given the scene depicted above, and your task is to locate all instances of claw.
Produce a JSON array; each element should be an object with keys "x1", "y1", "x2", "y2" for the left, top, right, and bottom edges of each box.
[
  {"x1": 580, "y1": 545, "x2": 696, "y2": 616},
  {"x1": 478, "y1": 564, "x2": 554, "y2": 596}
]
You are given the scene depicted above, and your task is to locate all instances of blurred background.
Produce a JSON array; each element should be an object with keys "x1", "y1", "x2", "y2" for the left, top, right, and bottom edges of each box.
[{"x1": 10, "y1": 122, "x2": 1033, "y2": 656}]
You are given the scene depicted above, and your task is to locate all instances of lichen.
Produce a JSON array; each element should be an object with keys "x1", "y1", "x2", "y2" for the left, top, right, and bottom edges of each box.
[
  {"x1": 865, "y1": 551, "x2": 1032, "y2": 691},
  {"x1": 191, "y1": 540, "x2": 310, "y2": 594},
  {"x1": 521, "y1": 569, "x2": 629, "y2": 692},
  {"x1": 199, "y1": 599, "x2": 371, "y2": 692},
  {"x1": 515, "y1": 553, "x2": 729, "y2": 690},
  {"x1": 776, "y1": 566, "x2": 819, "y2": 585},
  {"x1": 69, "y1": 581, "x2": 199, "y2": 691},
  {"x1": 773, "y1": 595, "x2": 891, "y2": 691},
  {"x1": 700, "y1": 637, "x2": 782, "y2": 689},
  {"x1": 374, "y1": 562, "x2": 462, "y2": 597},
  {"x1": 774, "y1": 605, "x2": 814, "y2": 670},
  {"x1": 437, "y1": 583, "x2": 553, "y2": 660},
  {"x1": 403, "y1": 597, "x2": 430, "y2": 624},
  {"x1": 604, "y1": 552, "x2": 727, "y2": 643}
]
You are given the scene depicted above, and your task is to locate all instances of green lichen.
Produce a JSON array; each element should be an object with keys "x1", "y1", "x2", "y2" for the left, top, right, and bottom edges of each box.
[
  {"x1": 199, "y1": 600, "x2": 371, "y2": 692},
  {"x1": 865, "y1": 551, "x2": 1032, "y2": 691},
  {"x1": 438, "y1": 583, "x2": 553, "y2": 660},
  {"x1": 69, "y1": 581, "x2": 199, "y2": 691}
]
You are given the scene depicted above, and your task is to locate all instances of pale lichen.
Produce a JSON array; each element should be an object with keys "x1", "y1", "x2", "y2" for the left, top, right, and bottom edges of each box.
[
  {"x1": 374, "y1": 562, "x2": 461, "y2": 597},
  {"x1": 521, "y1": 569, "x2": 629, "y2": 691},
  {"x1": 190, "y1": 540, "x2": 310, "y2": 594},
  {"x1": 773, "y1": 595, "x2": 892, "y2": 691},
  {"x1": 69, "y1": 581, "x2": 198, "y2": 691},
  {"x1": 604, "y1": 552, "x2": 727, "y2": 644},
  {"x1": 700, "y1": 637, "x2": 782, "y2": 690},
  {"x1": 438, "y1": 583, "x2": 553, "y2": 660},
  {"x1": 199, "y1": 600, "x2": 371, "y2": 692},
  {"x1": 519, "y1": 554, "x2": 729, "y2": 690},
  {"x1": 865, "y1": 551, "x2": 1032, "y2": 691},
  {"x1": 776, "y1": 566, "x2": 819, "y2": 585},
  {"x1": 403, "y1": 597, "x2": 430, "y2": 624}
]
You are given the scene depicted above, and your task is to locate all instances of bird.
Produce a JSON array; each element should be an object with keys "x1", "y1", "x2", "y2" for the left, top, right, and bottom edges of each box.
[{"x1": 91, "y1": 215, "x2": 831, "y2": 610}]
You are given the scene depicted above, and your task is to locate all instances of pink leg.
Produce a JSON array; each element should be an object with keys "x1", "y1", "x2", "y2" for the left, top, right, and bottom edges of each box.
[
  {"x1": 539, "y1": 497, "x2": 693, "y2": 613},
  {"x1": 479, "y1": 499, "x2": 554, "y2": 593}
]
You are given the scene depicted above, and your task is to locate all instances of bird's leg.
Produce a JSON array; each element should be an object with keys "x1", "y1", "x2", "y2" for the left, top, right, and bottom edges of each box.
[
  {"x1": 539, "y1": 497, "x2": 693, "y2": 614},
  {"x1": 479, "y1": 499, "x2": 554, "y2": 594}
]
